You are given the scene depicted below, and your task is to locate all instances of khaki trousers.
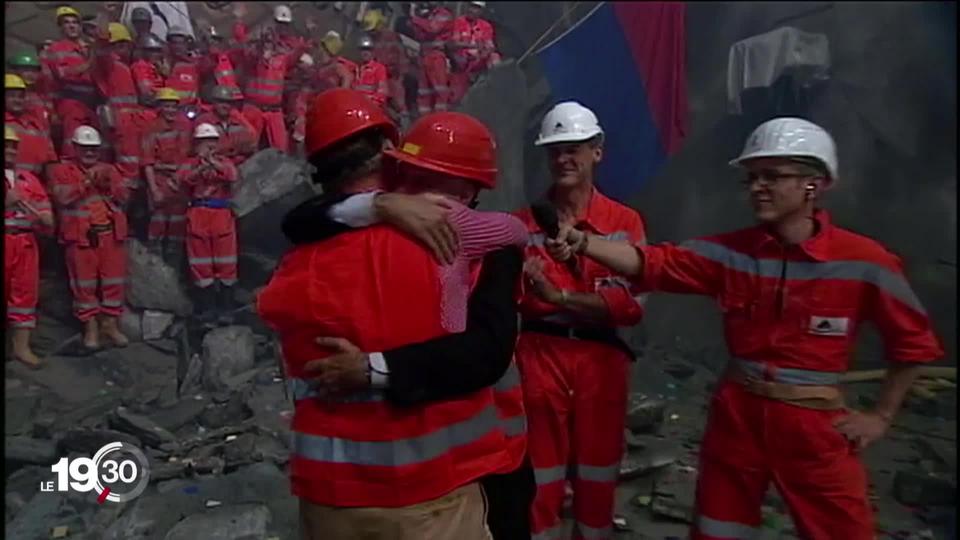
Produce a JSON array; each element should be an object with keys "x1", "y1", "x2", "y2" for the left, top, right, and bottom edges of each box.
[{"x1": 299, "y1": 482, "x2": 491, "y2": 540}]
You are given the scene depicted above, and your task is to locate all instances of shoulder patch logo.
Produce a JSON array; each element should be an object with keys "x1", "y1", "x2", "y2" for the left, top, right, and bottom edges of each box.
[{"x1": 808, "y1": 316, "x2": 849, "y2": 337}]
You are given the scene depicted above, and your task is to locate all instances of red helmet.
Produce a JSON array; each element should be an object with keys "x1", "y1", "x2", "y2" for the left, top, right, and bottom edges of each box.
[
  {"x1": 305, "y1": 88, "x2": 399, "y2": 159},
  {"x1": 384, "y1": 112, "x2": 498, "y2": 189}
]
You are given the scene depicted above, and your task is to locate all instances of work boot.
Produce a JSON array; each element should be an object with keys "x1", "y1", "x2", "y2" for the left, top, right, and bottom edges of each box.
[
  {"x1": 100, "y1": 316, "x2": 129, "y2": 348},
  {"x1": 216, "y1": 284, "x2": 235, "y2": 326},
  {"x1": 82, "y1": 318, "x2": 101, "y2": 352},
  {"x1": 12, "y1": 328, "x2": 42, "y2": 369}
]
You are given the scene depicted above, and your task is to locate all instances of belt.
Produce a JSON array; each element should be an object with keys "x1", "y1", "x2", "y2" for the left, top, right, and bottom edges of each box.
[
  {"x1": 520, "y1": 320, "x2": 635, "y2": 361},
  {"x1": 189, "y1": 198, "x2": 231, "y2": 209},
  {"x1": 726, "y1": 363, "x2": 845, "y2": 410}
]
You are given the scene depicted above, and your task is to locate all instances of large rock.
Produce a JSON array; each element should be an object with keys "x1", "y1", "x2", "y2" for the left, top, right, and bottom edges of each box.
[
  {"x1": 233, "y1": 149, "x2": 313, "y2": 218},
  {"x1": 163, "y1": 503, "x2": 270, "y2": 540},
  {"x1": 126, "y1": 239, "x2": 194, "y2": 316},
  {"x1": 5, "y1": 436, "x2": 58, "y2": 465},
  {"x1": 626, "y1": 394, "x2": 666, "y2": 434},
  {"x1": 201, "y1": 326, "x2": 256, "y2": 392},
  {"x1": 142, "y1": 310, "x2": 176, "y2": 341},
  {"x1": 458, "y1": 60, "x2": 531, "y2": 213},
  {"x1": 109, "y1": 407, "x2": 178, "y2": 448}
]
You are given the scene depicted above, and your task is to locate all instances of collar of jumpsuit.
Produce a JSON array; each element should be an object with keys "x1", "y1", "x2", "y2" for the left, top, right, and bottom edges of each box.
[
  {"x1": 753, "y1": 208, "x2": 834, "y2": 262},
  {"x1": 546, "y1": 186, "x2": 623, "y2": 236}
]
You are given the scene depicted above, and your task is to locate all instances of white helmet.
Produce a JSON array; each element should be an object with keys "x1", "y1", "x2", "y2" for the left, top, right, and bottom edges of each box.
[
  {"x1": 535, "y1": 101, "x2": 604, "y2": 146},
  {"x1": 299, "y1": 53, "x2": 315, "y2": 67},
  {"x1": 72, "y1": 125, "x2": 102, "y2": 146},
  {"x1": 470, "y1": 1, "x2": 487, "y2": 7},
  {"x1": 167, "y1": 25, "x2": 190, "y2": 38},
  {"x1": 730, "y1": 117, "x2": 838, "y2": 182},
  {"x1": 193, "y1": 123, "x2": 221, "y2": 139},
  {"x1": 274, "y1": 5, "x2": 293, "y2": 23}
]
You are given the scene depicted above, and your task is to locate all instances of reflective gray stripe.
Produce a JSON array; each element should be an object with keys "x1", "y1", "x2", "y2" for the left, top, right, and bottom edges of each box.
[
  {"x1": 356, "y1": 84, "x2": 376, "y2": 91},
  {"x1": 292, "y1": 402, "x2": 500, "y2": 467},
  {"x1": 109, "y1": 96, "x2": 138, "y2": 105},
  {"x1": 176, "y1": 90, "x2": 197, "y2": 99},
  {"x1": 10, "y1": 320, "x2": 37, "y2": 328},
  {"x1": 417, "y1": 88, "x2": 435, "y2": 96},
  {"x1": 101, "y1": 277, "x2": 126, "y2": 286},
  {"x1": 150, "y1": 215, "x2": 170, "y2": 222},
  {"x1": 531, "y1": 523, "x2": 563, "y2": 540},
  {"x1": 5, "y1": 219, "x2": 33, "y2": 228},
  {"x1": 118, "y1": 155, "x2": 140, "y2": 164},
  {"x1": 71, "y1": 278, "x2": 98, "y2": 288},
  {"x1": 63, "y1": 83, "x2": 97, "y2": 95},
  {"x1": 61, "y1": 210, "x2": 91, "y2": 217},
  {"x1": 574, "y1": 522, "x2": 612, "y2": 540},
  {"x1": 14, "y1": 126, "x2": 49, "y2": 138},
  {"x1": 101, "y1": 300, "x2": 124, "y2": 308},
  {"x1": 246, "y1": 87, "x2": 283, "y2": 97},
  {"x1": 168, "y1": 216, "x2": 186, "y2": 222},
  {"x1": 734, "y1": 358, "x2": 841, "y2": 385},
  {"x1": 249, "y1": 77, "x2": 283, "y2": 87},
  {"x1": 288, "y1": 377, "x2": 385, "y2": 403},
  {"x1": 19, "y1": 163, "x2": 43, "y2": 172},
  {"x1": 213, "y1": 256, "x2": 237, "y2": 264},
  {"x1": 194, "y1": 278, "x2": 214, "y2": 287},
  {"x1": 534, "y1": 465, "x2": 566, "y2": 486},
  {"x1": 226, "y1": 126, "x2": 248, "y2": 133},
  {"x1": 682, "y1": 239, "x2": 926, "y2": 313},
  {"x1": 433, "y1": 85, "x2": 449, "y2": 92},
  {"x1": 576, "y1": 463, "x2": 619, "y2": 483},
  {"x1": 77, "y1": 194, "x2": 106, "y2": 207},
  {"x1": 219, "y1": 278, "x2": 238, "y2": 286},
  {"x1": 494, "y1": 363, "x2": 520, "y2": 392},
  {"x1": 696, "y1": 515, "x2": 762, "y2": 539},
  {"x1": 503, "y1": 414, "x2": 526, "y2": 437},
  {"x1": 74, "y1": 301, "x2": 99, "y2": 309},
  {"x1": 156, "y1": 132, "x2": 180, "y2": 140},
  {"x1": 189, "y1": 257, "x2": 213, "y2": 264},
  {"x1": 7, "y1": 307, "x2": 37, "y2": 314},
  {"x1": 215, "y1": 69, "x2": 235, "y2": 79}
]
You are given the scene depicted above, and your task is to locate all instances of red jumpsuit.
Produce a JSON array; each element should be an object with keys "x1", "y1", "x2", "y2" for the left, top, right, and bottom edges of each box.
[
  {"x1": 372, "y1": 29, "x2": 411, "y2": 120},
  {"x1": 200, "y1": 52, "x2": 240, "y2": 94},
  {"x1": 244, "y1": 48, "x2": 300, "y2": 153},
  {"x1": 24, "y1": 75, "x2": 56, "y2": 131},
  {"x1": 411, "y1": 7, "x2": 454, "y2": 115},
  {"x1": 93, "y1": 49, "x2": 144, "y2": 190},
  {"x1": 177, "y1": 157, "x2": 238, "y2": 288},
  {"x1": 6, "y1": 111, "x2": 58, "y2": 181},
  {"x1": 194, "y1": 111, "x2": 257, "y2": 166},
  {"x1": 49, "y1": 160, "x2": 129, "y2": 322},
  {"x1": 630, "y1": 209, "x2": 944, "y2": 539},
  {"x1": 450, "y1": 16, "x2": 501, "y2": 105},
  {"x1": 516, "y1": 189, "x2": 647, "y2": 540},
  {"x1": 44, "y1": 38, "x2": 100, "y2": 158},
  {"x1": 141, "y1": 116, "x2": 192, "y2": 242},
  {"x1": 353, "y1": 60, "x2": 389, "y2": 107},
  {"x1": 167, "y1": 60, "x2": 200, "y2": 106},
  {"x1": 5, "y1": 169, "x2": 54, "y2": 329},
  {"x1": 130, "y1": 59, "x2": 165, "y2": 105}
]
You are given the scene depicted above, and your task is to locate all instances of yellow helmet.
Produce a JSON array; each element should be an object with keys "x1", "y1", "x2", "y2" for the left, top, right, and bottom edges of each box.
[
  {"x1": 4, "y1": 73, "x2": 27, "y2": 90},
  {"x1": 5, "y1": 124, "x2": 20, "y2": 143},
  {"x1": 362, "y1": 9, "x2": 386, "y2": 32},
  {"x1": 56, "y1": 6, "x2": 81, "y2": 21},
  {"x1": 155, "y1": 87, "x2": 181, "y2": 102},
  {"x1": 321, "y1": 31, "x2": 343, "y2": 56},
  {"x1": 108, "y1": 23, "x2": 132, "y2": 43}
]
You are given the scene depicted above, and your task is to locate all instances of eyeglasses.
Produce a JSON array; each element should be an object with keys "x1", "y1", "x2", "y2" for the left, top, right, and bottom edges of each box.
[{"x1": 741, "y1": 171, "x2": 815, "y2": 187}]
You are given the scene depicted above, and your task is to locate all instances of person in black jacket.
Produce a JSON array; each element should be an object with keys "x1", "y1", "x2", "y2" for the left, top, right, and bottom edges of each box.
[{"x1": 281, "y1": 189, "x2": 535, "y2": 540}]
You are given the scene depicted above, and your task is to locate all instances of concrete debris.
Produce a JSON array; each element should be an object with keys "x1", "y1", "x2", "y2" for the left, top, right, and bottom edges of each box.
[
  {"x1": 893, "y1": 470, "x2": 956, "y2": 507},
  {"x1": 143, "y1": 310, "x2": 177, "y2": 341},
  {"x1": 5, "y1": 394, "x2": 39, "y2": 436},
  {"x1": 222, "y1": 433, "x2": 258, "y2": 469},
  {"x1": 200, "y1": 392, "x2": 253, "y2": 429},
  {"x1": 612, "y1": 515, "x2": 630, "y2": 531},
  {"x1": 126, "y1": 239, "x2": 194, "y2": 316},
  {"x1": 201, "y1": 326, "x2": 256, "y2": 392},
  {"x1": 5, "y1": 436, "x2": 58, "y2": 465},
  {"x1": 163, "y1": 502, "x2": 271, "y2": 540},
  {"x1": 650, "y1": 464, "x2": 699, "y2": 523},
  {"x1": 50, "y1": 525, "x2": 69, "y2": 539},
  {"x1": 626, "y1": 394, "x2": 666, "y2": 434},
  {"x1": 109, "y1": 407, "x2": 178, "y2": 448}
]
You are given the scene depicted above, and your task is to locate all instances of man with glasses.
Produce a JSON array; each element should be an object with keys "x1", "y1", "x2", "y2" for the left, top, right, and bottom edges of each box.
[{"x1": 544, "y1": 117, "x2": 944, "y2": 538}]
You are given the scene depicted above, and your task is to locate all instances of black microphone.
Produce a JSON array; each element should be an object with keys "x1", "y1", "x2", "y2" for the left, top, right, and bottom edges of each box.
[{"x1": 530, "y1": 200, "x2": 579, "y2": 274}]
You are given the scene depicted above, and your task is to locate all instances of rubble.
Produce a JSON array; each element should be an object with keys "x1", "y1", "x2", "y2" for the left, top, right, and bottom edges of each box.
[
  {"x1": 148, "y1": 396, "x2": 210, "y2": 432},
  {"x1": 199, "y1": 392, "x2": 253, "y2": 429},
  {"x1": 5, "y1": 436, "x2": 58, "y2": 465},
  {"x1": 201, "y1": 326, "x2": 256, "y2": 392},
  {"x1": 126, "y1": 239, "x2": 194, "y2": 316},
  {"x1": 626, "y1": 394, "x2": 666, "y2": 434},
  {"x1": 619, "y1": 437, "x2": 680, "y2": 480},
  {"x1": 233, "y1": 149, "x2": 313, "y2": 218},
  {"x1": 58, "y1": 428, "x2": 141, "y2": 455},
  {"x1": 5, "y1": 394, "x2": 39, "y2": 436},
  {"x1": 650, "y1": 464, "x2": 698, "y2": 523},
  {"x1": 143, "y1": 310, "x2": 177, "y2": 341},
  {"x1": 893, "y1": 470, "x2": 956, "y2": 507},
  {"x1": 109, "y1": 407, "x2": 178, "y2": 448},
  {"x1": 163, "y1": 502, "x2": 271, "y2": 540}
]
